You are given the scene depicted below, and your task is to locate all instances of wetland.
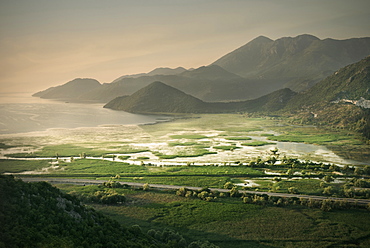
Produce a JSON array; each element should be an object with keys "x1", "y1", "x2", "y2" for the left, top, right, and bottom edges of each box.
[{"x1": 1, "y1": 98, "x2": 370, "y2": 248}]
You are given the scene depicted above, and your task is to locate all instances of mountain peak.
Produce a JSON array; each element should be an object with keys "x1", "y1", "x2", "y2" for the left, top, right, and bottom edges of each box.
[
  {"x1": 250, "y1": 35, "x2": 273, "y2": 43},
  {"x1": 296, "y1": 34, "x2": 320, "y2": 40},
  {"x1": 147, "y1": 67, "x2": 187, "y2": 76},
  {"x1": 104, "y1": 81, "x2": 206, "y2": 113},
  {"x1": 181, "y1": 64, "x2": 243, "y2": 80},
  {"x1": 212, "y1": 34, "x2": 370, "y2": 89}
]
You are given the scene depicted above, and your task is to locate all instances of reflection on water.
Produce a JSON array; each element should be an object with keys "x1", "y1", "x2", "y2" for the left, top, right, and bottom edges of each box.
[
  {"x1": 0, "y1": 93, "x2": 368, "y2": 166},
  {"x1": 276, "y1": 142, "x2": 367, "y2": 165},
  {"x1": 248, "y1": 135, "x2": 369, "y2": 165},
  {"x1": 0, "y1": 94, "x2": 169, "y2": 134}
]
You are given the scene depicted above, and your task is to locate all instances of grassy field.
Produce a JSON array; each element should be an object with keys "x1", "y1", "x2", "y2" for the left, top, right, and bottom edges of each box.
[
  {"x1": 0, "y1": 159, "x2": 51, "y2": 174},
  {"x1": 57, "y1": 184, "x2": 370, "y2": 248}
]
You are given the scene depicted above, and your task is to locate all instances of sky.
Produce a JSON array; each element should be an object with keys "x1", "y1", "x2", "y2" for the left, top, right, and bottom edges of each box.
[{"x1": 0, "y1": 0, "x2": 370, "y2": 94}]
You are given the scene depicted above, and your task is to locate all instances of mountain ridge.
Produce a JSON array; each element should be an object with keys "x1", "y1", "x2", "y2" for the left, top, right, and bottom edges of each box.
[
  {"x1": 283, "y1": 56, "x2": 370, "y2": 139},
  {"x1": 111, "y1": 66, "x2": 187, "y2": 83},
  {"x1": 212, "y1": 34, "x2": 370, "y2": 92},
  {"x1": 32, "y1": 78, "x2": 101, "y2": 101},
  {"x1": 33, "y1": 34, "x2": 370, "y2": 103},
  {"x1": 104, "y1": 81, "x2": 297, "y2": 114}
]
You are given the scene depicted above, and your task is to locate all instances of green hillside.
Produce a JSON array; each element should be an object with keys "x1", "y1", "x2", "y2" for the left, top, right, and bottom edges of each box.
[
  {"x1": 286, "y1": 56, "x2": 370, "y2": 108},
  {"x1": 0, "y1": 175, "x2": 219, "y2": 248},
  {"x1": 284, "y1": 56, "x2": 370, "y2": 139},
  {"x1": 0, "y1": 175, "x2": 156, "y2": 247}
]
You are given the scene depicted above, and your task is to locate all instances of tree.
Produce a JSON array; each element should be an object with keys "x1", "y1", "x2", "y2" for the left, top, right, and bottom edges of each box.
[
  {"x1": 270, "y1": 147, "x2": 279, "y2": 155},
  {"x1": 143, "y1": 183, "x2": 150, "y2": 191},
  {"x1": 323, "y1": 175, "x2": 334, "y2": 183},
  {"x1": 273, "y1": 177, "x2": 281, "y2": 182},
  {"x1": 364, "y1": 165, "x2": 370, "y2": 175},
  {"x1": 288, "y1": 187, "x2": 299, "y2": 194},
  {"x1": 354, "y1": 167, "x2": 363, "y2": 175},
  {"x1": 343, "y1": 164, "x2": 350, "y2": 173},
  {"x1": 229, "y1": 187, "x2": 239, "y2": 197},
  {"x1": 321, "y1": 199, "x2": 333, "y2": 211},
  {"x1": 176, "y1": 187, "x2": 187, "y2": 197},
  {"x1": 224, "y1": 182, "x2": 234, "y2": 189},
  {"x1": 323, "y1": 186, "x2": 333, "y2": 196}
]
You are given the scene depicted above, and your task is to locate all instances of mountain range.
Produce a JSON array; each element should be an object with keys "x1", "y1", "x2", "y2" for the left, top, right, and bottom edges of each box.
[
  {"x1": 33, "y1": 34, "x2": 370, "y2": 103},
  {"x1": 212, "y1": 34, "x2": 370, "y2": 92},
  {"x1": 104, "y1": 80, "x2": 297, "y2": 113},
  {"x1": 104, "y1": 56, "x2": 370, "y2": 139}
]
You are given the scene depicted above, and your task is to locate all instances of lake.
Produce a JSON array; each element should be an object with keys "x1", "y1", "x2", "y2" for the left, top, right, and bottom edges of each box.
[
  {"x1": 0, "y1": 93, "x2": 169, "y2": 134},
  {"x1": 0, "y1": 93, "x2": 368, "y2": 166}
]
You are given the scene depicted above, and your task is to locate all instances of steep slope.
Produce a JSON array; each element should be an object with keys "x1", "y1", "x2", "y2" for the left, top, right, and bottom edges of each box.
[
  {"x1": 286, "y1": 56, "x2": 370, "y2": 109},
  {"x1": 285, "y1": 56, "x2": 370, "y2": 139},
  {"x1": 33, "y1": 78, "x2": 101, "y2": 101},
  {"x1": 243, "y1": 88, "x2": 298, "y2": 112},
  {"x1": 104, "y1": 81, "x2": 208, "y2": 113},
  {"x1": 212, "y1": 34, "x2": 370, "y2": 92},
  {"x1": 0, "y1": 175, "x2": 159, "y2": 247}
]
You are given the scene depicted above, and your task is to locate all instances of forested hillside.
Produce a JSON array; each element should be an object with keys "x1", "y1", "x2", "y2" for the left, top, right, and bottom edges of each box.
[
  {"x1": 284, "y1": 56, "x2": 370, "y2": 139},
  {"x1": 0, "y1": 176, "x2": 218, "y2": 248}
]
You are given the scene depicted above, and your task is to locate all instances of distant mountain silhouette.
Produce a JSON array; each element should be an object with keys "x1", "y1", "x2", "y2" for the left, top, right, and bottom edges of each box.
[
  {"x1": 104, "y1": 81, "x2": 297, "y2": 114},
  {"x1": 212, "y1": 34, "x2": 370, "y2": 92},
  {"x1": 34, "y1": 34, "x2": 370, "y2": 103},
  {"x1": 104, "y1": 81, "x2": 207, "y2": 113},
  {"x1": 111, "y1": 67, "x2": 187, "y2": 83},
  {"x1": 104, "y1": 65, "x2": 256, "y2": 102},
  {"x1": 32, "y1": 78, "x2": 101, "y2": 101}
]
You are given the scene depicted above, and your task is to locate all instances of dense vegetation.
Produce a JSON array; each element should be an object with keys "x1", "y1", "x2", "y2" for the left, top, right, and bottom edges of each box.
[
  {"x1": 59, "y1": 182, "x2": 370, "y2": 248},
  {"x1": 0, "y1": 176, "x2": 218, "y2": 248}
]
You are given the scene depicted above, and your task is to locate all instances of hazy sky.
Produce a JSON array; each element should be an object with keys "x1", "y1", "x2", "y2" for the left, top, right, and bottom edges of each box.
[{"x1": 1, "y1": 0, "x2": 370, "y2": 94}]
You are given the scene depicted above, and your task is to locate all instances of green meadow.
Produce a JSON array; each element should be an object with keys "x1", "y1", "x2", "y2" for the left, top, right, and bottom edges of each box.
[{"x1": 57, "y1": 183, "x2": 370, "y2": 248}]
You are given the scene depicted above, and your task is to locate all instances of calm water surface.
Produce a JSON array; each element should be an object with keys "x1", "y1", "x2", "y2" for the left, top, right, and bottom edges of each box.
[{"x1": 0, "y1": 93, "x2": 168, "y2": 134}]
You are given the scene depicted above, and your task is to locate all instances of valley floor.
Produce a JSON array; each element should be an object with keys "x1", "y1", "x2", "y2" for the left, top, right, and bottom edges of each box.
[{"x1": 1, "y1": 113, "x2": 370, "y2": 247}]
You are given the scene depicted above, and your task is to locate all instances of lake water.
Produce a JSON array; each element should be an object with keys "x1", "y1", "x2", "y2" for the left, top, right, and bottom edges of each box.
[
  {"x1": 0, "y1": 93, "x2": 169, "y2": 134},
  {"x1": 0, "y1": 93, "x2": 368, "y2": 166}
]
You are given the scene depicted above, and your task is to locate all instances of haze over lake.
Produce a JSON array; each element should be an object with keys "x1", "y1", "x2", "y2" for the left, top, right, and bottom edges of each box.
[{"x1": 0, "y1": 93, "x2": 168, "y2": 134}]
